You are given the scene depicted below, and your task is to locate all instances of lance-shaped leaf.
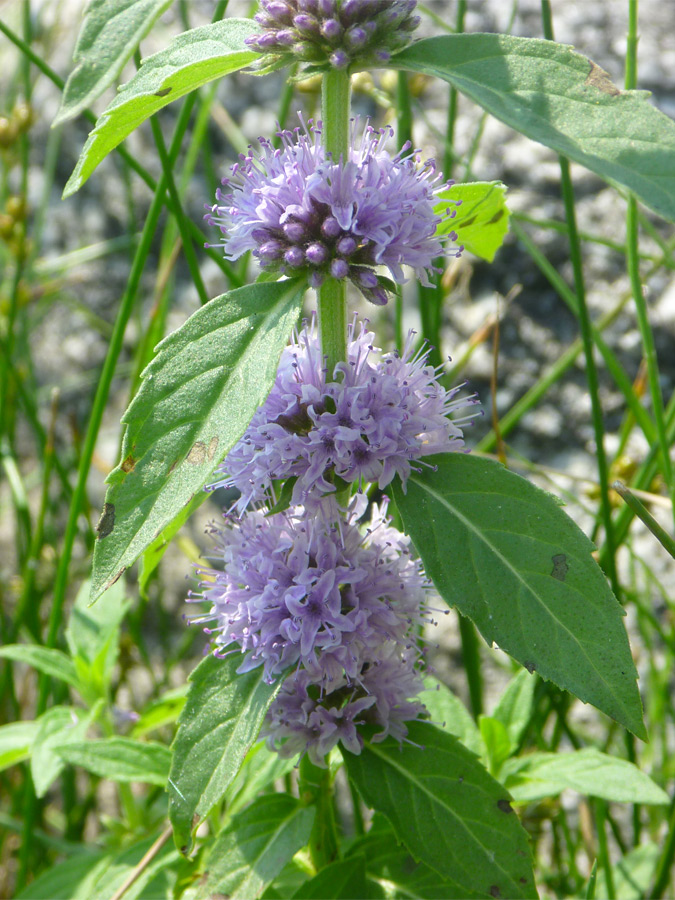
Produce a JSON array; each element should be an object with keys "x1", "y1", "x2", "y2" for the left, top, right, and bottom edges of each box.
[
  {"x1": 344, "y1": 721, "x2": 537, "y2": 900},
  {"x1": 57, "y1": 738, "x2": 171, "y2": 786},
  {"x1": 502, "y1": 748, "x2": 670, "y2": 805},
  {"x1": 63, "y1": 18, "x2": 260, "y2": 196},
  {"x1": 90, "y1": 278, "x2": 304, "y2": 604},
  {"x1": 0, "y1": 645, "x2": 80, "y2": 691},
  {"x1": 168, "y1": 652, "x2": 280, "y2": 855},
  {"x1": 435, "y1": 181, "x2": 510, "y2": 262},
  {"x1": 393, "y1": 34, "x2": 675, "y2": 223},
  {"x1": 53, "y1": 0, "x2": 173, "y2": 127},
  {"x1": 196, "y1": 794, "x2": 314, "y2": 900},
  {"x1": 392, "y1": 454, "x2": 646, "y2": 739}
]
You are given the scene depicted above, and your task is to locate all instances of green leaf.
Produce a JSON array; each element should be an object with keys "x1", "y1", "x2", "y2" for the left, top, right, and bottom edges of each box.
[
  {"x1": 91, "y1": 278, "x2": 305, "y2": 604},
  {"x1": 131, "y1": 685, "x2": 187, "y2": 738},
  {"x1": 491, "y1": 669, "x2": 538, "y2": 750},
  {"x1": 599, "y1": 843, "x2": 661, "y2": 900},
  {"x1": 66, "y1": 580, "x2": 130, "y2": 700},
  {"x1": 138, "y1": 490, "x2": 208, "y2": 595},
  {"x1": 292, "y1": 856, "x2": 368, "y2": 899},
  {"x1": 168, "y1": 651, "x2": 280, "y2": 854},
  {"x1": 56, "y1": 737, "x2": 171, "y2": 785},
  {"x1": 31, "y1": 704, "x2": 100, "y2": 798},
  {"x1": 348, "y1": 832, "x2": 468, "y2": 899},
  {"x1": 344, "y1": 721, "x2": 537, "y2": 900},
  {"x1": 435, "y1": 182, "x2": 510, "y2": 261},
  {"x1": 196, "y1": 794, "x2": 314, "y2": 900},
  {"x1": 63, "y1": 18, "x2": 260, "y2": 196},
  {"x1": 392, "y1": 454, "x2": 646, "y2": 740},
  {"x1": 15, "y1": 851, "x2": 108, "y2": 900},
  {"x1": 0, "y1": 720, "x2": 39, "y2": 772},
  {"x1": 479, "y1": 716, "x2": 513, "y2": 776},
  {"x1": 393, "y1": 34, "x2": 675, "y2": 222},
  {"x1": 53, "y1": 0, "x2": 173, "y2": 127},
  {"x1": 85, "y1": 833, "x2": 179, "y2": 900},
  {"x1": 0, "y1": 645, "x2": 80, "y2": 691},
  {"x1": 502, "y1": 749, "x2": 670, "y2": 805},
  {"x1": 418, "y1": 675, "x2": 482, "y2": 756},
  {"x1": 225, "y1": 739, "x2": 297, "y2": 817}
]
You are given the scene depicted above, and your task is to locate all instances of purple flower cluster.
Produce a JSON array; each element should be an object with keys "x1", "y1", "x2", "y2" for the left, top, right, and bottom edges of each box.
[
  {"x1": 246, "y1": 0, "x2": 420, "y2": 71},
  {"x1": 206, "y1": 120, "x2": 462, "y2": 305},
  {"x1": 210, "y1": 318, "x2": 479, "y2": 514},
  {"x1": 191, "y1": 497, "x2": 429, "y2": 764}
]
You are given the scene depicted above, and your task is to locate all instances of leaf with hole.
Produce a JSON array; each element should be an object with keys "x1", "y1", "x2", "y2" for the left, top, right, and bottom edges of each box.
[
  {"x1": 392, "y1": 454, "x2": 646, "y2": 739},
  {"x1": 53, "y1": 0, "x2": 173, "y2": 126},
  {"x1": 435, "y1": 181, "x2": 510, "y2": 261},
  {"x1": 344, "y1": 721, "x2": 537, "y2": 899},
  {"x1": 63, "y1": 18, "x2": 260, "y2": 195},
  {"x1": 168, "y1": 652, "x2": 280, "y2": 855},
  {"x1": 90, "y1": 278, "x2": 304, "y2": 604},
  {"x1": 393, "y1": 34, "x2": 675, "y2": 222}
]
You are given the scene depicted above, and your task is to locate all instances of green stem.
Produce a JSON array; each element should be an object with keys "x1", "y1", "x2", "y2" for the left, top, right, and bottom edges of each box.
[
  {"x1": 299, "y1": 756, "x2": 340, "y2": 871},
  {"x1": 458, "y1": 613, "x2": 483, "y2": 718},
  {"x1": 37, "y1": 106, "x2": 195, "y2": 704},
  {"x1": 650, "y1": 793, "x2": 675, "y2": 898},
  {"x1": 541, "y1": 1, "x2": 619, "y2": 598},
  {"x1": 443, "y1": 0, "x2": 466, "y2": 179},
  {"x1": 624, "y1": 0, "x2": 674, "y2": 530},
  {"x1": 317, "y1": 68, "x2": 350, "y2": 377},
  {"x1": 595, "y1": 799, "x2": 615, "y2": 899}
]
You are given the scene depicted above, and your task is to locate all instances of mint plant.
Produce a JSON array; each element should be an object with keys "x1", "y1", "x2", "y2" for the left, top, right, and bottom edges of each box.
[{"x1": 2, "y1": 1, "x2": 675, "y2": 898}]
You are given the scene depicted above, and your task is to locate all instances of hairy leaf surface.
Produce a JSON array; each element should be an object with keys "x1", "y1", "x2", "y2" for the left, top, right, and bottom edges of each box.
[
  {"x1": 394, "y1": 34, "x2": 675, "y2": 222},
  {"x1": 168, "y1": 652, "x2": 280, "y2": 854},
  {"x1": 53, "y1": 0, "x2": 173, "y2": 126},
  {"x1": 344, "y1": 721, "x2": 537, "y2": 900},
  {"x1": 91, "y1": 278, "x2": 304, "y2": 603},
  {"x1": 63, "y1": 18, "x2": 259, "y2": 195},
  {"x1": 393, "y1": 455, "x2": 646, "y2": 739}
]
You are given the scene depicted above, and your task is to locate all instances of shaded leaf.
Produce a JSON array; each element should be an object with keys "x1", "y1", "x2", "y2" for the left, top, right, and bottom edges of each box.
[
  {"x1": 225, "y1": 739, "x2": 297, "y2": 817},
  {"x1": 349, "y1": 832, "x2": 468, "y2": 899},
  {"x1": 393, "y1": 34, "x2": 675, "y2": 222},
  {"x1": 599, "y1": 843, "x2": 661, "y2": 900},
  {"x1": 196, "y1": 794, "x2": 314, "y2": 900},
  {"x1": 168, "y1": 652, "x2": 280, "y2": 854},
  {"x1": 15, "y1": 851, "x2": 108, "y2": 900},
  {"x1": 435, "y1": 181, "x2": 510, "y2": 261},
  {"x1": 491, "y1": 669, "x2": 538, "y2": 750},
  {"x1": 63, "y1": 18, "x2": 259, "y2": 195},
  {"x1": 344, "y1": 721, "x2": 537, "y2": 900},
  {"x1": 91, "y1": 278, "x2": 304, "y2": 604},
  {"x1": 418, "y1": 676, "x2": 482, "y2": 755},
  {"x1": 479, "y1": 716, "x2": 512, "y2": 776},
  {"x1": 0, "y1": 645, "x2": 80, "y2": 691},
  {"x1": 131, "y1": 685, "x2": 187, "y2": 738},
  {"x1": 292, "y1": 856, "x2": 368, "y2": 899},
  {"x1": 502, "y1": 749, "x2": 670, "y2": 805},
  {"x1": 57, "y1": 737, "x2": 171, "y2": 785},
  {"x1": 0, "y1": 720, "x2": 39, "y2": 772},
  {"x1": 392, "y1": 454, "x2": 646, "y2": 739},
  {"x1": 53, "y1": 0, "x2": 173, "y2": 126}
]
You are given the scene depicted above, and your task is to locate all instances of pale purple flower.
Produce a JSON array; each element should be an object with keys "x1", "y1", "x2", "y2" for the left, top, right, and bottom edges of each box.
[
  {"x1": 246, "y1": 0, "x2": 420, "y2": 71},
  {"x1": 206, "y1": 119, "x2": 462, "y2": 305},
  {"x1": 188, "y1": 496, "x2": 428, "y2": 686},
  {"x1": 210, "y1": 317, "x2": 480, "y2": 514},
  {"x1": 263, "y1": 645, "x2": 426, "y2": 765}
]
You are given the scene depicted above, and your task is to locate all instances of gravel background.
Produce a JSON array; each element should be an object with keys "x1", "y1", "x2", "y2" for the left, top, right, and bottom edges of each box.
[{"x1": 1, "y1": 0, "x2": 674, "y2": 728}]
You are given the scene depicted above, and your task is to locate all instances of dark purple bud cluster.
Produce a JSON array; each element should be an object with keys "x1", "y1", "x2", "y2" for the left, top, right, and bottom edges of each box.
[
  {"x1": 245, "y1": 0, "x2": 420, "y2": 71},
  {"x1": 207, "y1": 119, "x2": 462, "y2": 306}
]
